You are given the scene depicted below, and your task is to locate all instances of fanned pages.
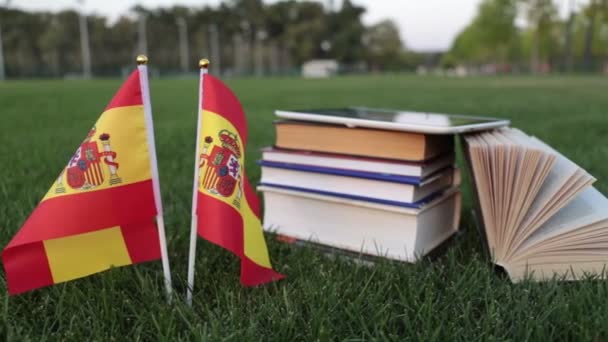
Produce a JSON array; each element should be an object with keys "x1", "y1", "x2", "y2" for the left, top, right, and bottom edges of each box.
[{"x1": 463, "y1": 127, "x2": 607, "y2": 281}]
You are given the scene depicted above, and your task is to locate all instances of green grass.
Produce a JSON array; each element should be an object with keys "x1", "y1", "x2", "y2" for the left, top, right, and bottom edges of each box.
[{"x1": 0, "y1": 74, "x2": 607, "y2": 340}]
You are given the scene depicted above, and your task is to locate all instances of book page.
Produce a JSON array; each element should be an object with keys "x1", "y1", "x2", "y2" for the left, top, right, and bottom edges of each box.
[
  {"x1": 523, "y1": 138, "x2": 594, "y2": 221},
  {"x1": 517, "y1": 187, "x2": 608, "y2": 250},
  {"x1": 464, "y1": 129, "x2": 554, "y2": 260},
  {"x1": 507, "y1": 138, "x2": 595, "y2": 253},
  {"x1": 465, "y1": 134, "x2": 502, "y2": 254},
  {"x1": 492, "y1": 129, "x2": 556, "y2": 259}
]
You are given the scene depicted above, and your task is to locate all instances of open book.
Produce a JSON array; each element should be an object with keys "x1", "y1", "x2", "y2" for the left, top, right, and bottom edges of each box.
[{"x1": 463, "y1": 128, "x2": 608, "y2": 281}]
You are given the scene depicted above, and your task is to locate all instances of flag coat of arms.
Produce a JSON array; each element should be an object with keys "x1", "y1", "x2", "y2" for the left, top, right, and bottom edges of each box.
[
  {"x1": 194, "y1": 73, "x2": 283, "y2": 286},
  {"x1": 2, "y1": 70, "x2": 163, "y2": 295}
]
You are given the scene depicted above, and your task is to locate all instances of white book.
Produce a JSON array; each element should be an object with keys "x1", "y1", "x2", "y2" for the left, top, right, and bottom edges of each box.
[
  {"x1": 259, "y1": 185, "x2": 461, "y2": 262},
  {"x1": 259, "y1": 163, "x2": 460, "y2": 206},
  {"x1": 261, "y1": 147, "x2": 455, "y2": 178}
]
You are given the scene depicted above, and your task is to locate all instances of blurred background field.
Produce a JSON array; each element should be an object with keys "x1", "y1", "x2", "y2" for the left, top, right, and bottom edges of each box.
[{"x1": 1, "y1": 74, "x2": 607, "y2": 340}]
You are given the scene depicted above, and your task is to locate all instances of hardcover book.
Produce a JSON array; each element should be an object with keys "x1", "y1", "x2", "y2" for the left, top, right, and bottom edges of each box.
[
  {"x1": 274, "y1": 120, "x2": 453, "y2": 161},
  {"x1": 259, "y1": 185, "x2": 461, "y2": 262}
]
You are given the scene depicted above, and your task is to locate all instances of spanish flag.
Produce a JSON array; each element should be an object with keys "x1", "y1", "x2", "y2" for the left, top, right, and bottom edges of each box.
[
  {"x1": 194, "y1": 70, "x2": 283, "y2": 286},
  {"x1": 3, "y1": 68, "x2": 164, "y2": 295}
]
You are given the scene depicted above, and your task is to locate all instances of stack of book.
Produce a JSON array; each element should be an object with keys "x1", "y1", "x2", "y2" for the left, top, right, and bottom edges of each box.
[{"x1": 258, "y1": 119, "x2": 462, "y2": 262}]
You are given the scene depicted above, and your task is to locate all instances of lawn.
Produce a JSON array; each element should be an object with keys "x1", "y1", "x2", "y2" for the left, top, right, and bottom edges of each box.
[{"x1": 0, "y1": 74, "x2": 607, "y2": 340}]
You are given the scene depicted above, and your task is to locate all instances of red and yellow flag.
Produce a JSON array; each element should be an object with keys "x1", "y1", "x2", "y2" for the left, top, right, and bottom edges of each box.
[
  {"x1": 196, "y1": 74, "x2": 284, "y2": 286},
  {"x1": 2, "y1": 70, "x2": 161, "y2": 295}
]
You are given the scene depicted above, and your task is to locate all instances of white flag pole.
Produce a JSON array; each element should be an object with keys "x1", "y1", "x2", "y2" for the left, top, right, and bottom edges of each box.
[
  {"x1": 137, "y1": 55, "x2": 173, "y2": 301},
  {"x1": 186, "y1": 58, "x2": 209, "y2": 306}
]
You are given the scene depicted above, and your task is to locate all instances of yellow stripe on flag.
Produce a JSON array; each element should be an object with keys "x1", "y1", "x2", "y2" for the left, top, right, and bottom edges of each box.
[
  {"x1": 43, "y1": 227, "x2": 132, "y2": 283},
  {"x1": 43, "y1": 105, "x2": 152, "y2": 202},
  {"x1": 197, "y1": 110, "x2": 241, "y2": 206},
  {"x1": 242, "y1": 201, "x2": 272, "y2": 268},
  {"x1": 198, "y1": 110, "x2": 272, "y2": 268}
]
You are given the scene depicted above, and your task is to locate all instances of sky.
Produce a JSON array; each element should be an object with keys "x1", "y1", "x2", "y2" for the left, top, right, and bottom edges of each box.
[{"x1": 10, "y1": 0, "x2": 579, "y2": 52}]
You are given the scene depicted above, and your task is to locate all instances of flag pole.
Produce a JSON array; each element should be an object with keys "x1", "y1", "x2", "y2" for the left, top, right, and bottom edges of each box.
[
  {"x1": 136, "y1": 55, "x2": 173, "y2": 302},
  {"x1": 186, "y1": 58, "x2": 209, "y2": 306}
]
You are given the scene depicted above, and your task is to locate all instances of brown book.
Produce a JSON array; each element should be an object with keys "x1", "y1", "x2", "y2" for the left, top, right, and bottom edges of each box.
[{"x1": 274, "y1": 121, "x2": 453, "y2": 161}]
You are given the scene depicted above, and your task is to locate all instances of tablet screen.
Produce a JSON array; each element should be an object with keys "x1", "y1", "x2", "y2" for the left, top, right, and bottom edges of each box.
[
  {"x1": 290, "y1": 108, "x2": 502, "y2": 128},
  {"x1": 275, "y1": 107, "x2": 510, "y2": 134}
]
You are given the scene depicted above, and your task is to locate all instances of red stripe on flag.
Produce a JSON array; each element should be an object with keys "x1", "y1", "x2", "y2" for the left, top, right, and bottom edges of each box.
[
  {"x1": 94, "y1": 163, "x2": 102, "y2": 185},
  {"x1": 241, "y1": 255, "x2": 284, "y2": 287},
  {"x1": 196, "y1": 191, "x2": 283, "y2": 286},
  {"x1": 202, "y1": 75, "x2": 248, "y2": 143},
  {"x1": 204, "y1": 169, "x2": 211, "y2": 189},
  {"x1": 206, "y1": 169, "x2": 213, "y2": 189},
  {"x1": 121, "y1": 220, "x2": 161, "y2": 264},
  {"x1": 197, "y1": 191, "x2": 243, "y2": 254},
  {"x1": 202, "y1": 167, "x2": 211, "y2": 189},
  {"x1": 2, "y1": 241, "x2": 53, "y2": 295},
  {"x1": 105, "y1": 70, "x2": 142, "y2": 111},
  {"x1": 6, "y1": 180, "x2": 156, "y2": 249},
  {"x1": 211, "y1": 173, "x2": 219, "y2": 190},
  {"x1": 89, "y1": 166, "x2": 96, "y2": 185},
  {"x1": 98, "y1": 164, "x2": 103, "y2": 184},
  {"x1": 88, "y1": 166, "x2": 95, "y2": 185},
  {"x1": 94, "y1": 167, "x2": 99, "y2": 185},
  {"x1": 207, "y1": 170, "x2": 217, "y2": 190},
  {"x1": 85, "y1": 167, "x2": 96, "y2": 186}
]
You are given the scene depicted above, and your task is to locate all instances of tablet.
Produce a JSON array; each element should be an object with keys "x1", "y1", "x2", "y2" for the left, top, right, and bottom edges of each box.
[{"x1": 275, "y1": 107, "x2": 510, "y2": 134}]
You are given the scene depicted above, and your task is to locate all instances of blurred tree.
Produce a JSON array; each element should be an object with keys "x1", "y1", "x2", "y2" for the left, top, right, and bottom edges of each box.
[
  {"x1": 445, "y1": 0, "x2": 519, "y2": 67},
  {"x1": 475, "y1": 0, "x2": 519, "y2": 62},
  {"x1": 1, "y1": 8, "x2": 49, "y2": 77},
  {"x1": 448, "y1": 24, "x2": 483, "y2": 64},
  {"x1": 280, "y1": 2, "x2": 326, "y2": 64},
  {"x1": 561, "y1": 0, "x2": 577, "y2": 72},
  {"x1": 39, "y1": 14, "x2": 64, "y2": 76},
  {"x1": 580, "y1": 0, "x2": 608, "y2": 71},
  {"x1": 363, "y1": 20, "x2": 404, "y2": 71},
  {"x1": 190, "y1": 5, "x2": 228, "y2": 72},
  {"x1": 326, "y1": 0, "x2": 366, "y2": 65},
  {"x1": 94, "y1": 16, "x2": 137, "y2": 75},
  {"x1": 108, "y1": 17, "x2": 139, "y2": 69},
  {"x1": 521, "y1": 0, "x2": 559, "y2": 73}
]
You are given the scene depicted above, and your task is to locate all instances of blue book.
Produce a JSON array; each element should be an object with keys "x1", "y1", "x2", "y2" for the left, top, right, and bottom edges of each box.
[
  {"x1": 258, "y1": 160, "x2": 425, "y2": 185},
  {"x1": 259, "y1": 160, "x2": 459, "y2": 205},
  {"x1": 258, "y1": 183, "x2": 444, "y2": 208},
  {"x1": 260, "y1": 147, "x2": 455, "y2": 179}
]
